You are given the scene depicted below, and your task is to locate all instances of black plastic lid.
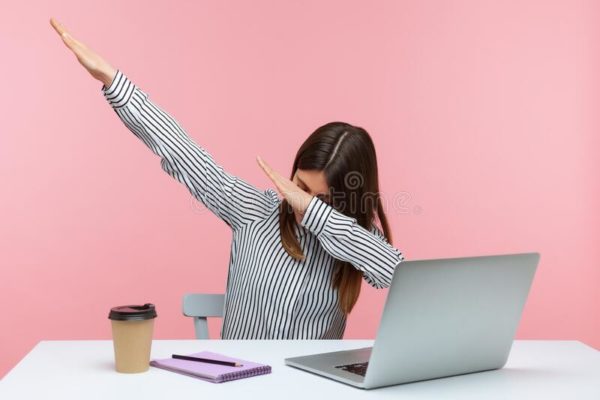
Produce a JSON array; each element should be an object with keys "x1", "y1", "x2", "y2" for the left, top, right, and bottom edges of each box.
[{"x1": 108, "y1": 303, "x2": 157, "y2": 321}]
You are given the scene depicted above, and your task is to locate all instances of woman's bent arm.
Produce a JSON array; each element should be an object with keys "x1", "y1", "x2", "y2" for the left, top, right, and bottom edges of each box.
[{"x1": 300, "y1": 196, "x2": 405, "y2": 289}]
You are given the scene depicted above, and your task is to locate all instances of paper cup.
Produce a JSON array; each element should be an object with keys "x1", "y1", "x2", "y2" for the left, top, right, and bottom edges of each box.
[{"x1": 108, "y1": 303, "x2": 157, "y2": 373}]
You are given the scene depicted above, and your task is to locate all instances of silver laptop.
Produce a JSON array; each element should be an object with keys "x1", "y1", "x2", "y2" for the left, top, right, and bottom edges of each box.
[{"x1": 284, "y1": 252, "x2": 539, "y2": 389}]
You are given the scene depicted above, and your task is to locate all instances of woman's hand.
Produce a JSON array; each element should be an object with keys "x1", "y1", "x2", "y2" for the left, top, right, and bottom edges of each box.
[
  {"x1": 50, "y1": 17, "x2": 117, "y2": 87},
  {"x1": 256, "y1": 156, "x2": 313, "y2": 224}
]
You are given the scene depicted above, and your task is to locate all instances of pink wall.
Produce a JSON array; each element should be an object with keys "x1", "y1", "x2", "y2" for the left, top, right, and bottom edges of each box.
[{"x1": 1, "y1": 0, "x2": 598, "y2": 379}]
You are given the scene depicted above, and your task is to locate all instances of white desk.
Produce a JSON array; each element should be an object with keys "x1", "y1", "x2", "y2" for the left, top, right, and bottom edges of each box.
[{"x1": 1, "y1": 340, "x2": 598, "y2": 399}]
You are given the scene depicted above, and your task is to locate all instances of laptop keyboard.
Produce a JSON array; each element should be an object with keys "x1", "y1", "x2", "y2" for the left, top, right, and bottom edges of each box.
[{"x1": 335, "y1": 361, "x2": 369, "y2": 376}]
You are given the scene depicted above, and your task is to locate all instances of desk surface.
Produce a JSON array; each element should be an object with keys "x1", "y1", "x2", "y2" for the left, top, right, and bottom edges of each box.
[{"x1": 1, "y1": 340, "x2": 598, "y2": 399}]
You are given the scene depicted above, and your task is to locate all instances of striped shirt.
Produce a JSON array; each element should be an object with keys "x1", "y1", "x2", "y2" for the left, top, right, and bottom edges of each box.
[{"x1": 101, "y1": 70, "x2": 405, "y2": 339}]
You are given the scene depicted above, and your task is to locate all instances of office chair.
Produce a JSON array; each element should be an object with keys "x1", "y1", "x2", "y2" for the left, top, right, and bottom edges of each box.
[{"x1": 182, "y1": 293, "x2": 225, "y2": 339}]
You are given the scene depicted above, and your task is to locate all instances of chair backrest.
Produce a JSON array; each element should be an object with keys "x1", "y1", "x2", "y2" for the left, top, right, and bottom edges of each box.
[{"x1": 182, "y1": 293, "x2": 225, "y2": 339}]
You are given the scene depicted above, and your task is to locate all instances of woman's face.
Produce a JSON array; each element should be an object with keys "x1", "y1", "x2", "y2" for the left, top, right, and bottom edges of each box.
[{"x1": 292, "y1": 169, "x2": 331, "y2": 223}]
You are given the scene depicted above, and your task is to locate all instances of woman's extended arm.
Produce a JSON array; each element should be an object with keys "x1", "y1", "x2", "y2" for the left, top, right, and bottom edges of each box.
[
  {"x1": 51, "y1": 18, "x2": 278, "y2": 230},
  {"x1": 100, "y1": 70, "x2": 279, "y2": 230}
]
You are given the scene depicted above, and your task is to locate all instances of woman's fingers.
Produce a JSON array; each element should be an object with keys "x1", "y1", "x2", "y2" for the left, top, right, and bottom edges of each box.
[
  {"x1": 256, "y1": 156, "x2": 275, "y2": 184},
  {"x1": 50, "y1": 18, "x2": 82, "y2": 54},
  {"x1": 256, "y1": 156, "x2": 285, "y2": 193},
  {"x1": 257, "y1": 156, "x2": 295, "y2": 197},
  {"x1": 49, "y1": 17, "x2": 65, "y2": 36},
  {"x1": 50, "y1": 18, "x2": 75, "y2": 44},
  {"x1": 256, "y1": 156, "x2": 312, "y2": 213}
]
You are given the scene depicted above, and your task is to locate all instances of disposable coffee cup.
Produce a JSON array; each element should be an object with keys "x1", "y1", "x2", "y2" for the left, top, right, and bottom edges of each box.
[{"x1": 108, "y1": 303, "x2": 157, "y2": 373}]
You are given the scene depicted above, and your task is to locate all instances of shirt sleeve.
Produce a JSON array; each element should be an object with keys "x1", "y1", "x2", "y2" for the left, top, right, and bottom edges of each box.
[
  {"x1": 299, "y1": 196, "x2": 405, "y2": 289},
  {"x1": 100, "y1": 69, "x2": 279, "y2": 231}
]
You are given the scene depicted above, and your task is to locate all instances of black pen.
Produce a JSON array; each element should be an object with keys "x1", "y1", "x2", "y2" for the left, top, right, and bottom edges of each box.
[{"x1": 172, "y1": 354, "x2": 243, "y2": 367}]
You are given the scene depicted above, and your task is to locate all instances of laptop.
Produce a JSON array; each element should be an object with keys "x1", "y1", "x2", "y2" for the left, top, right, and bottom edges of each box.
[{"x1": 284, "y1": 252, "x2": 539, "y2": 389}]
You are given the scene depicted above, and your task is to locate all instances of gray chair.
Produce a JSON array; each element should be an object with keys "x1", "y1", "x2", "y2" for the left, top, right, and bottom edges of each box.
[{"x1": 182, "y1": 293, "x2": 225, "y2": 339}]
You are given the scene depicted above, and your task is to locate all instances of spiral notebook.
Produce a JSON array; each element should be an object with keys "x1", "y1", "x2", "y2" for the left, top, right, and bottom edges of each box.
[{"x1": 149, "y1": 351, "x2": 272, "y2": 383}]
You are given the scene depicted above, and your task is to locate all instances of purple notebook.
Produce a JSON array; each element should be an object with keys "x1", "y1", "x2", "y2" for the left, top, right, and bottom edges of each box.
[{"x1": 149, "y1": 351, "x2": 272, "y2": 383}]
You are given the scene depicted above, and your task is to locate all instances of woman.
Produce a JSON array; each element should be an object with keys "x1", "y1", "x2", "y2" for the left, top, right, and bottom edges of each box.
[{"x1": 51, "y1": 18, "x2": 404, "y2": 339}]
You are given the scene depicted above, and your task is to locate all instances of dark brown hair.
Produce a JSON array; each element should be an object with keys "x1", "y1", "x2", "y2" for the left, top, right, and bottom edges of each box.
[{"x1": 279, "y1": 121, "x2": 393, "y2": 315}]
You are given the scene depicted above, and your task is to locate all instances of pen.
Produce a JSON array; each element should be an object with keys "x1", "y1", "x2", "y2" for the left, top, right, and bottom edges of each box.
[{"x1": 172, "y1": 354, "x2": 243, "y2": 367}]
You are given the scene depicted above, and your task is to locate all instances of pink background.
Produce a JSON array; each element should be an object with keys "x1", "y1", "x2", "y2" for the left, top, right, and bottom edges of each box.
[{"x1": 1, "y1": 0, "x2": 598, "y2": 379}]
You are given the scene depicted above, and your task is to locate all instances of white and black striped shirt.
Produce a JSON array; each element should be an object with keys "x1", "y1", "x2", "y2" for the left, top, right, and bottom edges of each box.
[{"x1": 101, "y1": 70, "x2": 405, "y2": 339}]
